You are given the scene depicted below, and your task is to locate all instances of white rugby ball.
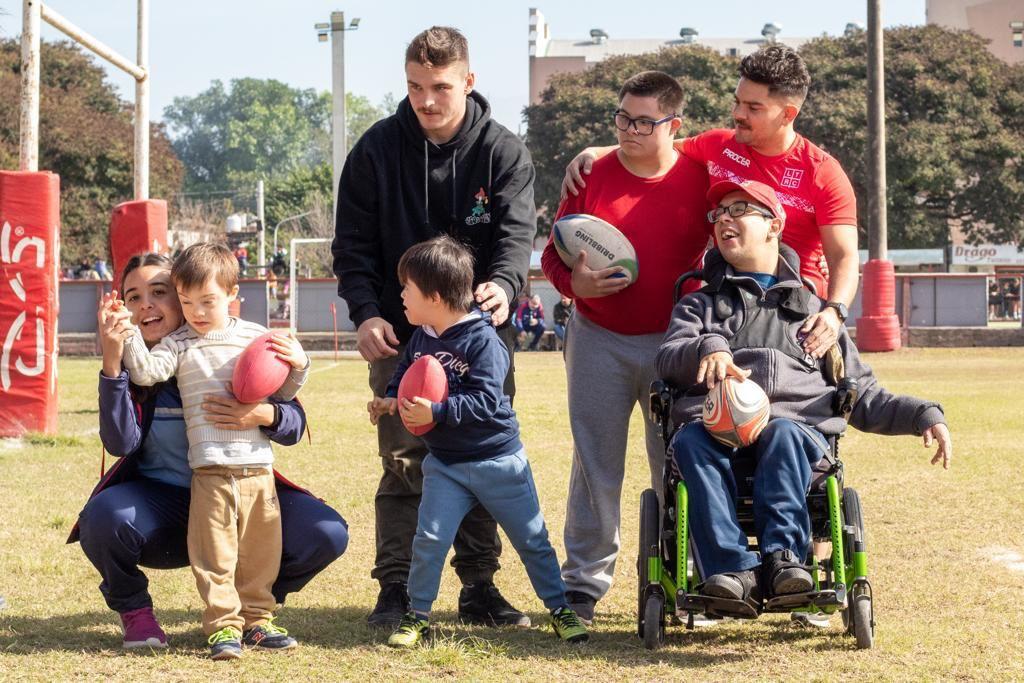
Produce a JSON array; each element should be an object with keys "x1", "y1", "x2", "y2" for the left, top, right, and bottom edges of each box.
[{"x1": 552, "y1": 213, "x2": 638, "y2": 285}]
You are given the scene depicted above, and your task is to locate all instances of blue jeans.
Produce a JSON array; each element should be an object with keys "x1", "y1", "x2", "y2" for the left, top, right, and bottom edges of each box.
[
  {"x1": 408, "y1": 450, "x2": 566, "y2": 614},
  {"x1": 670, "y1": 418, "x2": 829, "y2": 579},
  {"x1": 78, "y1": 478, "x2": 349, "y2": 612}
]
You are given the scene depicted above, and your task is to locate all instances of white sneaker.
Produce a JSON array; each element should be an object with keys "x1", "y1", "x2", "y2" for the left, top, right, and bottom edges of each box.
[{"x1": 791, "y1": 611, "x2": 830, "y2": 628}]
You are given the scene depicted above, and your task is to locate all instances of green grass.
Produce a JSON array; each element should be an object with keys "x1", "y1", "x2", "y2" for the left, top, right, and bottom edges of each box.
[{"x1": 1, "y1": 349, "x2": 1023, "y2": 680}]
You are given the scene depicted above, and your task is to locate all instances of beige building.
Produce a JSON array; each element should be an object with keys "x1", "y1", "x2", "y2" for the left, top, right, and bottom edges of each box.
[
  {"x1": 926, "y1": 0, "x2": 1023, "y2": 64},
  {"x1": 528, "y1": 7, "x2": 814, "y2": 105}
]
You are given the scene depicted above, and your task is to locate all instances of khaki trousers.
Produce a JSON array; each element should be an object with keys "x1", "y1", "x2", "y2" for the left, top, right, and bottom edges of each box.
[{"x1": 187, "y1": 465, "x2": 281, "y2": 634}]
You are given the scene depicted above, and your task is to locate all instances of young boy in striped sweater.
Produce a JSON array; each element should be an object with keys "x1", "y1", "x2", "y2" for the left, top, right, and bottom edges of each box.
[{"x1": 121, "y1": 242, "x2": 310, "y2": 660}]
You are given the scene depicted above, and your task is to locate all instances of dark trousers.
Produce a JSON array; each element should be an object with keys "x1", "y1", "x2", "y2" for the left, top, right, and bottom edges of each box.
[
  {"x1": 368, "y1": 323, "x2": 516, "y2": 587},
  {"x1": 78, "y1": 478, "x2": 349, "y2": 613},
  {"x1": 670, "y1": 419, "x2": 829, "y2": 579}
]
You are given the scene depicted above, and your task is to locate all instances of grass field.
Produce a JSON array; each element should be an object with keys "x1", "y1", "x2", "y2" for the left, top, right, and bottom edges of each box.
[{"x1": 1, "y1": 348, "x2": 1023, "y2": 681}]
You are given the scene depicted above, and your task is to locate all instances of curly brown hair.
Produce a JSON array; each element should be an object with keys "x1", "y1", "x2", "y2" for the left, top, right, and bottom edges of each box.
[{"x1": 739, "y1": 45, "x2": 810, "y2": 103}]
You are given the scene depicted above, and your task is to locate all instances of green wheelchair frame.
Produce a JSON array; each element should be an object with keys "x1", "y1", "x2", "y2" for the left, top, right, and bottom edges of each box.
[{"x1": 636, "y1": 379, "x2": 875, "y2": 650}]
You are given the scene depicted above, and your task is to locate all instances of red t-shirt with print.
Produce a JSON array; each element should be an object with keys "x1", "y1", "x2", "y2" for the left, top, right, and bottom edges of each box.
[
  {"x1": 542, "y1": 152, "x2": 711, "y2": 335},
  {"x1": 683, "y1": 128, "x2": 857, "y2": 297}
]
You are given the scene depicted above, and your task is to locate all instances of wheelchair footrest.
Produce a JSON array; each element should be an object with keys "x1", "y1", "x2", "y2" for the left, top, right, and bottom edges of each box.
[
  {"x1": 679, "y1": 592, "x2": 759, "y2": 620},
  {"x1": 764, "y1": 585, "x2": 846, "y2": 612}
]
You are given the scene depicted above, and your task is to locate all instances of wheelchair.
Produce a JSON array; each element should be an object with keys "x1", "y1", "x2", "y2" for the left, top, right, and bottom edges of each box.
[
  {"x1": 635, "y1": 255, "x2": 876, "y2": 650},
  {"x1": 636, "y1": 377, "x2": 874, "y2": 650}
]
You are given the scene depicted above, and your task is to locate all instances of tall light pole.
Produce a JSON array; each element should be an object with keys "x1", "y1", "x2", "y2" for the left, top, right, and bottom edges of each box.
[
  {"x1": 856, "y1": 0, "x2": 901, "y2": 351},
  {"x1": 316, "y1": 12, "x2": 360, "y2": 217}
]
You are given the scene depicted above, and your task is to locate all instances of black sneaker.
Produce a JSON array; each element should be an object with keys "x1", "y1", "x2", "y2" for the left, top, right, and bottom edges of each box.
[
  {"x1": 762, "y1": 550, "x2": 814, "y2": 596},
  {"x1": 565, "y1": 590, "x2": 596, "y2": 626},
  {"x1": 367, "y1": 581, "x2": 410, "y2": 629},
  {"x1": 701, "y1": 570, "x2": 760, "y2": 601},
  {"x1": 458, "y1": 582, "x2": 531, "y2": 627}
]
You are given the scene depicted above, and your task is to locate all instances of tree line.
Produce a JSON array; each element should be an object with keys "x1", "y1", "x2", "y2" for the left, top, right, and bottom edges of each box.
[{"x1": 0, "y1": 25, "x2": 1020, "y2": 265}]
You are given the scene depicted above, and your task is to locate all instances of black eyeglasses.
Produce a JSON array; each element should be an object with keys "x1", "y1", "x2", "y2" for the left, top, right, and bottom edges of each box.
[
  {"x1": 707, "y1": 201, "x2": 775, "y2": 223},
  {"x1": 612, "y1": 110, "x2": 678, "y2": 136}
]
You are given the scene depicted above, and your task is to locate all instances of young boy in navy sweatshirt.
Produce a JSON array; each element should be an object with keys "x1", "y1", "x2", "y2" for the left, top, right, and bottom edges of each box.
[{"x1": 368, "y1": 236, "x2": 588, "y2": 647}]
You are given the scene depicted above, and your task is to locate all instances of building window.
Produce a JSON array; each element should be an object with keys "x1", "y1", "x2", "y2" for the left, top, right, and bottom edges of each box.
[
  {"x1": 728, "y1": 48, "x2": 738, "y2": 57},
  {"x1": 1013, "y1": 21, "x2": 1023, "y2": 47}
]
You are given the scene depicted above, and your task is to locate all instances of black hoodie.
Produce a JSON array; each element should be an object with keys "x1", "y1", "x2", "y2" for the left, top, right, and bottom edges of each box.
[{"x1": 332, "y1": 91, "x2": 536, "y2": 343}]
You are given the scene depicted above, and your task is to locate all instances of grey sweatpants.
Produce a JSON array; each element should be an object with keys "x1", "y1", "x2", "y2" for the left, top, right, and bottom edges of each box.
[{"x1": 560, "y1": 312, "x2": 665, "y2": 601}]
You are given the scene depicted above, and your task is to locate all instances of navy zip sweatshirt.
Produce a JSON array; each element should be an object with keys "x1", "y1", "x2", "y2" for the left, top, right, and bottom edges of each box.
[
  {"x1": 385, "y1": 311, "x2": 522, "y2": 464},
  {"x1": 332, "y1": 91, "x2": 536, "y2": 344}
]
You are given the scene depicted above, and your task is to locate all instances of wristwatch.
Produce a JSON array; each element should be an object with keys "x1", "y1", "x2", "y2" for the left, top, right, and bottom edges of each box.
[{"x1": 825, "y1": 301, "x2": 849, "y2": 323}]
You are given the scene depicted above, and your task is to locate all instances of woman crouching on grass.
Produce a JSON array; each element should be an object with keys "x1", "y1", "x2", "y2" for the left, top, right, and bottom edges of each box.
[{"x1": 67, "y1": 252, "x2": 349, "y2": 650}]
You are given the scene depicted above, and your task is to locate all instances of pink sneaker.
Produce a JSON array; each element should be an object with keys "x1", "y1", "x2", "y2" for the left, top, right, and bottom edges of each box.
[{"x1": 120, "y1": 606, "x2": 168, "y2": 649}]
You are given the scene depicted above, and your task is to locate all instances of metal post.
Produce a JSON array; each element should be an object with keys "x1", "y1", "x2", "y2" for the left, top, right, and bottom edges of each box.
[
  {"x1": 331, "y1": 10, "x2": 346, "y2": 217},
  {"x1": 134, "y1": 0, "x2": 149, "y2": 200},
  {"x1": 867, "y1": 0, "x2": 887, "y2": 261},
  {"x1": 19, "y1": 0, "x2": 41, "y2": 172},
  {"x1": 257, "y1": 179, "x2": 266, "y2": 268}
]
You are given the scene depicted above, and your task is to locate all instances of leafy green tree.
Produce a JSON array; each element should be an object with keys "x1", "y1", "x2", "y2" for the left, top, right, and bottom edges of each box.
[
  {"x1": 525, "y1": 45, "x2": 736, "y2": 233},
  {"x1": 800, "y1": 25, "x2": 1024, "y2": 248},
  {"x1": 164, "y1": 78, "x2": 330, "y2": 190},
  {"x1": 525, "y1": 27, "x2": 1024, "y2": 248},
  {"x1": 0, "y1": 39, "x2": 184, "y2": 264}
]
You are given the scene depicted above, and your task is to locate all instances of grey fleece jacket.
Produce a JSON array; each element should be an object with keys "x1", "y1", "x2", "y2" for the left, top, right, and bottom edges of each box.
[{"x1": 656, "y1": 247, "x2": 945, "y2": 438}]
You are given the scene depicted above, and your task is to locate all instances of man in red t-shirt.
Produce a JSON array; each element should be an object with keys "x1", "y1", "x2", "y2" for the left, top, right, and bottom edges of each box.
[
  {"x1": 563, "y1": 46, "x2": 859, "y2": 360},
  {"x1": 542, "y1": 71, "x2": 712, "y2": 624}
]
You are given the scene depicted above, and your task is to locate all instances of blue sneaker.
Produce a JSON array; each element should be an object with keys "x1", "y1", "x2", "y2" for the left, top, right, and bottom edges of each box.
[
  {"x1": 208, "y1": 626, "x2": 242, "y2": 660},
  {"x1": 243, "y1": 616, "x2": 298, "y2": 650}
]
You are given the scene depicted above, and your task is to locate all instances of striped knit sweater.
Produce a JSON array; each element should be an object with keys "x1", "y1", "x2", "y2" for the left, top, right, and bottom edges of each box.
[{"x1": 121, "y1": 317, "x2": 309, "y2": 469}]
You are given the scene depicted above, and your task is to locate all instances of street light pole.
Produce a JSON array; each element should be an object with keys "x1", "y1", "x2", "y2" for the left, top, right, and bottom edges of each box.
[
  {"x1": 867, "y1": 0, "x2": 887, "y2": 262},
  {"x1": 331, "y1": 11, "x2": 346, "y2": 217},
  {"x1": 316, "y1": 12, "x2": 359, "y2": 218}
]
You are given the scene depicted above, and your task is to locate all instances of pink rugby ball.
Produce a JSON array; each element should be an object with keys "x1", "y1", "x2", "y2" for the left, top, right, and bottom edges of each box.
[
  {"x1": 398, "y1": 355, "x2": 449, "y2": 436},
  {"x1": 232, "y1": 332, "x2": 291, "y2": 403}
]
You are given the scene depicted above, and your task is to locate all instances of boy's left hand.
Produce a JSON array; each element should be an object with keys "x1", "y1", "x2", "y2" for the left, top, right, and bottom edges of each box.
[
  {"x1": 270, "y1": 332, "x2": 308, "y2": 370},
  {"x1": 922, "y1": 423, "x2": 953, "y2": 470},
  {"x1": 399, "y1": 396, "x2": 434, "y2": 428}
]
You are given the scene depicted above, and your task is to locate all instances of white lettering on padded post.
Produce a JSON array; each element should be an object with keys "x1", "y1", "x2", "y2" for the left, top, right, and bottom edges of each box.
[{"x1": 1, "y1": 221, "x2": 47, "y2": 392}]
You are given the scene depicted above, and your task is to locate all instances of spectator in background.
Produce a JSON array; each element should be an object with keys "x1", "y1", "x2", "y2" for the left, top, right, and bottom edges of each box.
[
  {"x1": 553, "y1": 295, "x2": 574, "y2": 350},
  {"x1": 95, "y1": 257, "x2": 112, "y2": 281},
  {"x1": 989, "y1": 279, "x2": 1004, "y2": 320},
  {"x1": 516, "y1": 295, "x2": 546, "y2": 351},
  {"x1": 234, "y1": 244, "x2": 249, "y2": 277},
  {"x1": 1004, "y1": 277, "x2": 1021, "y2": 320},
  {"x1": 79, "y1": 258, "x2": 101, "y2": 280}
]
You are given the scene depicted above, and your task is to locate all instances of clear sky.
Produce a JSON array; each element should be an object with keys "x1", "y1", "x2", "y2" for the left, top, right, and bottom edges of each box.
[{"x1": 2, "y1": 0, "x2": 927, "y2": 135}]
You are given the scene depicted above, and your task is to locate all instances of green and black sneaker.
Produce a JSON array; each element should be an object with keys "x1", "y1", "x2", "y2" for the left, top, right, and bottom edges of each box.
[
  {"x1": 387, "y1": 612, "x2": 430, "y2": 648},
  {"x1": 550, "y1": 606, "x2": 589, "y2": 644}
]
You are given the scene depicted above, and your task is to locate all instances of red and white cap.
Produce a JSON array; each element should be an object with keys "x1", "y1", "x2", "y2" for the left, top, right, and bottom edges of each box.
[{"x1": 707, "y1": 179, "x2": 786, "y2": 223}]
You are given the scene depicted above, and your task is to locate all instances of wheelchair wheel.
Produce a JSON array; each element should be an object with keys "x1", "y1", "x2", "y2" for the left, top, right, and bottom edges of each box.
[
  {"x1": 840, "y1": 487, "x2": 865, "y2": 633},
  {"x1": 637, "y1": 488, "x2": 661, "y2": 639},
  {"x1": 850, "y1": 590, "x2": 873, "y2": 649},
  {"x1": 642, "y1": 593, "x2": 665, "y2": 650}
]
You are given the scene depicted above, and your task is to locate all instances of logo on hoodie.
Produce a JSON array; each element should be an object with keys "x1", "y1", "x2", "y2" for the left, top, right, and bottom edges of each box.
[{"x1": 465, "y1": 187, "x2": 491, "y2": 226}]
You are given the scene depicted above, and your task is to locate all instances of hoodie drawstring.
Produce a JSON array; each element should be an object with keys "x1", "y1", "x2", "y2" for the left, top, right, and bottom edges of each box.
[{"x1": 424, "y1": 140, "x2": 429, "y2": 225}]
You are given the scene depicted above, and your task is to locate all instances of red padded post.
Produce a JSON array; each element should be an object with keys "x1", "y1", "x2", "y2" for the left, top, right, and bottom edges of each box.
[
  {"x1": 109, "y1": 199, "x2": 168, "y2": 292},
  {"x1": 0, "y1": 171, "x2": 60, "y2": 436},
  {"x1": 856, "y1": 259, "x2": 902, "y2": 351}
]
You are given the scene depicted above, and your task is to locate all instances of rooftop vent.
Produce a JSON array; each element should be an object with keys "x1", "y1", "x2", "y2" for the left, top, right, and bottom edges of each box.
[
  {"x1": 590, "y1": 28, "x2": 608, "y2": 44},
  {"x1": 761, "y1": 22, "x2": 782, "y2": 43},
  {"x1": 679, "y1": 27, "x2": 698, "y2": 44}
]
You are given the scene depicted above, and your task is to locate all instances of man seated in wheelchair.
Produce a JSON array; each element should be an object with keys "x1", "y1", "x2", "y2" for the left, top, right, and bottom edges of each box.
[{"x1": 655, "y1": 179, "x2": 953, "y2": 615}]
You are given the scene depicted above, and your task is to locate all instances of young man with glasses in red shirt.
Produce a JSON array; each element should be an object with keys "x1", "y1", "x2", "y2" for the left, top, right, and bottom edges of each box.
[{"x1": 541, "y1": 70, "x2": 712, "y2": 625}]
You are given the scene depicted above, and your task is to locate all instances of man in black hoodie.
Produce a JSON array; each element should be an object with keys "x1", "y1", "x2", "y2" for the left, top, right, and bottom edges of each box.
[{"x1": 332, "y1": 26, "x2": 535, "y2": 629}]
